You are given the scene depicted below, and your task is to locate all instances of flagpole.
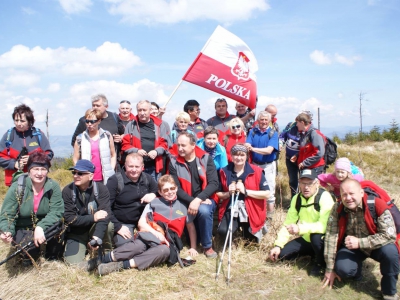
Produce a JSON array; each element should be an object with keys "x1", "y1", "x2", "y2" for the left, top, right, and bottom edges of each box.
[{"x1": 163, "y1": 79, "x2": 183, "y2": 108}]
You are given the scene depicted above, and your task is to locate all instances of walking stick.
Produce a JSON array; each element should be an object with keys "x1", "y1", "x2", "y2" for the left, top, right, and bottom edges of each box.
[{"x1": 215, "y1": 180, "x2": 242, "y2": 284}]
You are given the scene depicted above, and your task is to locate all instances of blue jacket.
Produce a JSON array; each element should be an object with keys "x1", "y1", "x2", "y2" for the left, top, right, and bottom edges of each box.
[
  {"x1": 279, "y1": 121, "x2": 300, "y2": 159},
  {"x1": 196, "y1": 138, "x2": 228, "y2": 171},
  {"x1": 246, "y1": 126, "x2": 279, "y2": 163}
]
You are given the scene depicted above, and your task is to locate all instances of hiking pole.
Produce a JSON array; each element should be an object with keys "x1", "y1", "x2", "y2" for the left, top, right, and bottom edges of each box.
[
  {"x1": 227, "y1": 179, "x2": 242, "y2": 285},
  {"x1": 216, "y1": 181, "x2": 236, "y2": 281}
]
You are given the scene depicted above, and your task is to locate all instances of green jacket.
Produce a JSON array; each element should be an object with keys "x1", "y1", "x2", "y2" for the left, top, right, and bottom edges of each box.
[
  {"x1": 274, "y1": 187, "x2": 334, "y2": 248},
  {"x1": 0, "y1": 176, "x2": 64, "y2": 235}
]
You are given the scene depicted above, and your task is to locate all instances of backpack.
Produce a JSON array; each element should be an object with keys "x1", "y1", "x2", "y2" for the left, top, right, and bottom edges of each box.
[
  {"x1": 338, "y1": 181, "x2": 400, "y2": 252},
  {"x1": 294, "y1": 188, "x2": 328, "y2": 213},
  {"x1": 72, "y1": 181, "x2": 99, "y2": 214},
  {"x1": 13, "y1": 173, "x2": 53, "y2": 208},
  {"x1": 5, "y1": 127, "x2": 42, "y2": 155},
  {"x1": 113, "y1": 171, "x2": 149, "y2": 196},
  {"x1": 310, "y1": 129, "x2": 337, "y2": 167}
]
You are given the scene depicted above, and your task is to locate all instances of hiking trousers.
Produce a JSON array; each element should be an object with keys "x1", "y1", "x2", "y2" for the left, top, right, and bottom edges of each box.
[
  {"x1": 334, "y1": 244, "x2": 399, "y2": 296},
  {"x1": 279, "y1": 234, "x2": 325, "y2": 266}
]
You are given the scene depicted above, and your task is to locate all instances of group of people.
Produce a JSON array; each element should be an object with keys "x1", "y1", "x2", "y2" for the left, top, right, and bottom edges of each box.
[{"x1": 0, "y1": 96, "x2": 398, "y2": 299}]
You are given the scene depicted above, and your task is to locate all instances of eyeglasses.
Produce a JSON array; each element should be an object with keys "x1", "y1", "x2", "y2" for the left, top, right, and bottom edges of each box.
[
  {"x1": 231, "y1": 125, "x2": 241, "y2": 130},
  {"x1": 120, "y1": 100, "x2": 131, "y2": 104},
  {"x1": 299, "y1": 181, "x2": 317, "y2": 188},
  {"x1": 71, "y1": 171, "x2": 90, "y2": 176},
  {"x1": 162, "y1": 186, "x2": 177, "y2": 193},
  {"x1": 85, "y1": 119, "x2": 98, "y2": 124}
]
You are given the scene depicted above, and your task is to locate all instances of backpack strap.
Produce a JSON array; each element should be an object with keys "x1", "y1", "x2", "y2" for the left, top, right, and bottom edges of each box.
[
  {"x1": 295, "y1": 188, "x2": 325, "y2": 213},
  {"x1": 93, "y1": 180, "x2": 99, "y2": 201},
  {"x1": 5, "y1": 128, "x2": 14, "y2": 155},
  {"x1": 17, "y1": 174, "x2": 28, "y2": 204},
  {"x1": 268, "y1": 126, "x2": 276, "y2": 139},
  {"x1": 115, "y1": 172, "x2": 124, "y2": 195},
  {"x1": 366, "y1": 193, "x2": 377, "y2": 224},
  {"x1": 223, "y1": 135, "x2": 229, "y2": 148},
  {"x1": 32, "y1": 127, "x2": 42, "y2": 146}
]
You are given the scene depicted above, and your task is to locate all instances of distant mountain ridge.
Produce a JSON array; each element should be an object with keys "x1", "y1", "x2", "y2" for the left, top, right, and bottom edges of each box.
[{"x1": 319, "y1": 125, "x2": 388, "y2": 139}]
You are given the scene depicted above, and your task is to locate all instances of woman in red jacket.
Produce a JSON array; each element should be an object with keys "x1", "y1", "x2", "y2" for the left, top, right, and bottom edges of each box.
[
  {"x1": 222, "y1": 117, "x2": 247, "y2": 162},
  {"x1": 216, "y1": 144, "x2": 270, "y2": 242}
]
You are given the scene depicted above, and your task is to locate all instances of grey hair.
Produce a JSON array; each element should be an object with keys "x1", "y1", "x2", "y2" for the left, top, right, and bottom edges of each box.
[
  {"x1": 91, "y1": 94, "x2": 108, "y2": 106},
  {"x1": 257, "y1": 111, "x2": 271, "y2": 121},
  {"x1": 136, "y1": 100, "x2": 151, "y2": 109}
]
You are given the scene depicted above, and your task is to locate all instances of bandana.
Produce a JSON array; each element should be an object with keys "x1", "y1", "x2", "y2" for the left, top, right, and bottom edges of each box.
[
  {"x1": 231, "y1": 144, "x2": 248, "y2": 155},
  {"x1": 28, "y1": 162, "x2": 50, "y2": 171}
]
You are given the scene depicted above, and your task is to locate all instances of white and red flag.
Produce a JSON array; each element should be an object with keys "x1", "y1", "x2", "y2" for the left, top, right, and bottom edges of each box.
[{"x1": 182, "y1": 25, "x2": 258, "y2": 109}]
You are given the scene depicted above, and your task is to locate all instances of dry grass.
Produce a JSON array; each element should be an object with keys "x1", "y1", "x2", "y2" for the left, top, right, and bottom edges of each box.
[{"x1": 1, "y1": 141, "x2": 400, "y2": 300}]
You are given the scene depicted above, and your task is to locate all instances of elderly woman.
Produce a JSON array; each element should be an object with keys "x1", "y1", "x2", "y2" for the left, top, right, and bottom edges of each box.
[
  {"x1": 0, "y1": 104, "x2": 54, "y2": 186},
  {"x1": 0, "y1": 151, "x2": 64, "y2": 263},
  {"x1": 216, "y1": 144, "x2": 269, "y2": 242},
  {"x1": 170, "y1": 112, "x2": 196, "y2": 144},
  {"x1": 222, "y1": 117, "x2": 247, "y2": 162},
  {"x1": 73, "y1": 109, "x2": 116, "y2": 185},
  {"x1": 196, "y1": 126, "x2": 228, "y2": 171},
  {"x1": 81, "y1": 175, "x2": 198, "y2": 275}
]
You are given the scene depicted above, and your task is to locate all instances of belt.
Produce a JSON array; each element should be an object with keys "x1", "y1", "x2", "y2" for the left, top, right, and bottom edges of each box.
[{"x1": 252, "y1": 161, "x2": 273, "y2": 165}]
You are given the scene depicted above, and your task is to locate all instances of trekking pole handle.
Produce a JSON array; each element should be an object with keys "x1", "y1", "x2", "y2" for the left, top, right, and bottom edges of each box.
[
  {"x1": 230, "y1": 181, "x2": 236, "y2": 194},
  {"x1": 236, "y1": 179, "x2": 243, "y2": 194}
]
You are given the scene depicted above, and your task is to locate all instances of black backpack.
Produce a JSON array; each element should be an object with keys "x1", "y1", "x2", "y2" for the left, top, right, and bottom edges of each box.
[{"x1": 295, "y1": 188, "x2": 326, "y2": 213}]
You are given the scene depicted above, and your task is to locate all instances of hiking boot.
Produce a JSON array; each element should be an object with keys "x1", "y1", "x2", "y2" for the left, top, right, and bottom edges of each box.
[
  {"x1": 98, "y1": 261, "x2": 124, "y2": 276},
  {"x1": 310, "y1": 264, "x2": 324, "y2": 277},
  {"x1": 203, "y1": 247, "x2": 217, "y2": 259},
  {"x1": 383, "y1": 294, "x2": 399, "y2": 300},
  {"x1": 77, "y1": 257, "x2": 101, "y2": 272}
]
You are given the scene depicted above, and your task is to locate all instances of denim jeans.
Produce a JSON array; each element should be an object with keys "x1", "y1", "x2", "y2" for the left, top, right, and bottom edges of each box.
[
  {"x1": 144, "y1": 165, "x2": 160, "y2": 182},
  {"x1": 194, "y1": 200, "x2": 217, "y2": 249}
]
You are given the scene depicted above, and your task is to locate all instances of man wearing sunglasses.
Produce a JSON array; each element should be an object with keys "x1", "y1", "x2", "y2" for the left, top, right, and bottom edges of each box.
[{"x1": 62, "y1": 159, "x2": 113, "y2": 265}]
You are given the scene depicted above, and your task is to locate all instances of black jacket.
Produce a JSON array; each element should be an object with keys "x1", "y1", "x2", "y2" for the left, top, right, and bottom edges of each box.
[{"x1": 62, "y1": 181, "x2": 111, "y2": 238}]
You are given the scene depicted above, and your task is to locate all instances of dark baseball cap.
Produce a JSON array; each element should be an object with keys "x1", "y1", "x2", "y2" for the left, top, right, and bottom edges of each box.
[
  {"x1": 69, "y1": 159, "x2": 95, "y2": 173},
  {"x1": 299, "y1": 169, "x2": 317, "y2": 180}
]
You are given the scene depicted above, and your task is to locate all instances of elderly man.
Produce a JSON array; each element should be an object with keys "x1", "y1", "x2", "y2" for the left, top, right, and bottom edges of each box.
[
  {"x1": 322, "y1": 179, "x2": 399, "y2": 300},
  {"x1": 121, "y1": 100, "x2": 171, "y2": 181},
  {"x1": 169, "y1": 132, "x2": 219, "y2": 258},
  {"x1": 235, "y1": 102, "x2": 255, "y2": 134},
  {"x1": 245, "y1": 111, "x2": 279, "y2": 220},
  {"x1": 106, "y1": 153, "x2": 158, "y2": 248},
  {"x1": 63, "y1": 159, "x2": 113, "y2": 264},
  {"x1": 207, "y1": 98, "x2": 235, "y2": 138},
  {"x1": 71, "y1": 94, "x2": 124, "y2": 147},
  {"x1": 295, "y1": 113, "x2": 325, "y2": 175},
  {"x1": 269, "y1": 169, "x2": 334, "y2": 276},
  {"x1": 118, "y1": 100, "x2": 135, "y2": 128}
]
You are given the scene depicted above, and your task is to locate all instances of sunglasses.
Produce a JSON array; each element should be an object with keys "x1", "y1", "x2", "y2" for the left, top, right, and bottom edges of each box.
[
  {"x1": 162, "y1": 186, "x2": 177, "y2": 193},
  {"x1": 71, "y1": 171, "x2": 90, "y2": 176},
  {"x1": 231, "y1": 124, "x2": 241, "y2": 130},
  {"x1": 120, "y1": 100, "x2": 131, "y2": 104},
  {"x1": 85, "y1": 119, "x2": 98, "y2": 124}
]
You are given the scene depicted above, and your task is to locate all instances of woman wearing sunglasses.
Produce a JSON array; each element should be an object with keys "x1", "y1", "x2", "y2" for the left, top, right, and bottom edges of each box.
[
  {"x1": 196, "y1": 126, "x2": 228, "y2": 171},
  {"x1": 73, "y1": 109, "x2": 116, "y2": 184},
  {"x1": 85, "y1": 175, "x2": 198, "y2": 275},
  {"x1": 222, "y1": 117, "x2": 247, "y2": 162},
  {"x1": 0, "y1": 151, "x2": 64, "y2": 264}
]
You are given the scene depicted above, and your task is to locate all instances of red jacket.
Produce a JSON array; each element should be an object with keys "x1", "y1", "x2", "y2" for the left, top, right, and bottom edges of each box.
[
  {"x1": 121, "y1": 115, "x2": 169, "y2": 173},
  {"x1": 297, "y1": 126, "x2": 325, "y2": 168},
  {"x1": 219, "y1": 162, "x2": 266, "y2": 233}
]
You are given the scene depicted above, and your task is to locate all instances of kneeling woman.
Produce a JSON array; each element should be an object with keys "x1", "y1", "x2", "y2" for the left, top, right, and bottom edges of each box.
[
  {"x1": 217, "y1": 144, "x2": 270, "y2": 242},
  {"x1": 85, "y1": 175, "x2": 198, "y2": 275},
  {"x1": 0, "y1": 151, "x2": 64, "y2": 263}
]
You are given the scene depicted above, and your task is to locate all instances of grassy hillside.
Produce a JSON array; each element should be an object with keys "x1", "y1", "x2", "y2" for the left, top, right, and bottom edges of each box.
[{"x1": 0, "y1": 141, "x2": 399, "y2": 300}]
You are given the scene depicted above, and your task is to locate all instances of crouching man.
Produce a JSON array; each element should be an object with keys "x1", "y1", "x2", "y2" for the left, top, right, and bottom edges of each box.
[
  {"x1": 63, "y1": 159, "x2": 113, "y2": 264},
  {"x1": 269, "y1": 169, "x2": 334, "y2": 276},
  {"x1": 322, "y1": 179, "x2": 399, "y2": 300},
  {"x1": 83, "y1": 175, "x2": 198, "y2": 275}
]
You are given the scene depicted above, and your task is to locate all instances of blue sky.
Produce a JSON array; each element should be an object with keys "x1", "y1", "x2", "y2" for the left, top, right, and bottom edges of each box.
[{"x1": 0, "y1": 0, "x2": 399, "y2": 137}]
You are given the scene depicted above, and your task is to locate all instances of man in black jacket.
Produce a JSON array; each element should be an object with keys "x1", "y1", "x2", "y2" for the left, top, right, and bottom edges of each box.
[
  {"x1": 106, "y1": 153, "x2": 158, "y2": 248},
  {"x1": 63, "y1": 159, "x2": 113, "y2": 264},
  {"x1": 71, "y1": 94, "x2": 124, "y2": 148}
]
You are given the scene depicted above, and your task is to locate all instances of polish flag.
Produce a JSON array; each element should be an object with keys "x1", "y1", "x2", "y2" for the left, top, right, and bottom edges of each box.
[{"x1": 182, "y1": 25, "x2": 258, "y2": 109}]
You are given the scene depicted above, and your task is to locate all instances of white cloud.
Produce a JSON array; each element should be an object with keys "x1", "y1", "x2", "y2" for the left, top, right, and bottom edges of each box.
[
  {"x1": 59, "y1": 0, "x2": 92, "y2": 14},
  {"x1": 47, "y1": 83, "x2": 61, "y2": 93},
  {"x1": 309, "y1": 50, "x2": 331, "y2": 65},
  {"x1": 22, "y1": 7, "x2": 37, "y2": 15},
  {"x1": 104, "y1": 0, "x2": 269, "y2": 25},
  {"x1": 4, "y1": 73, "x2": 40, "y2": 87},
  {"x1": 0, "y1": 42, "x2": 142, "y2": 76},
  {"x1": 310, "y1": 50, "x2": 361, "y2": 66},
  {"x1": 334, "y1": 53, "x2": 361, "y2": 66},
  {"x1": 338, "y1": 92, "x2": 344, "y2": 98},
  {"x1": 28, "y1": 87, "x2": 43, "y2": 94}
]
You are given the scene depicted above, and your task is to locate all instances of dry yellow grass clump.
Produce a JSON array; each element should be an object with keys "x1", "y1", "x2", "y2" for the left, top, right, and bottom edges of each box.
[{"x1": 0, "y1": 141, "x2": 400, "y2": 300}]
